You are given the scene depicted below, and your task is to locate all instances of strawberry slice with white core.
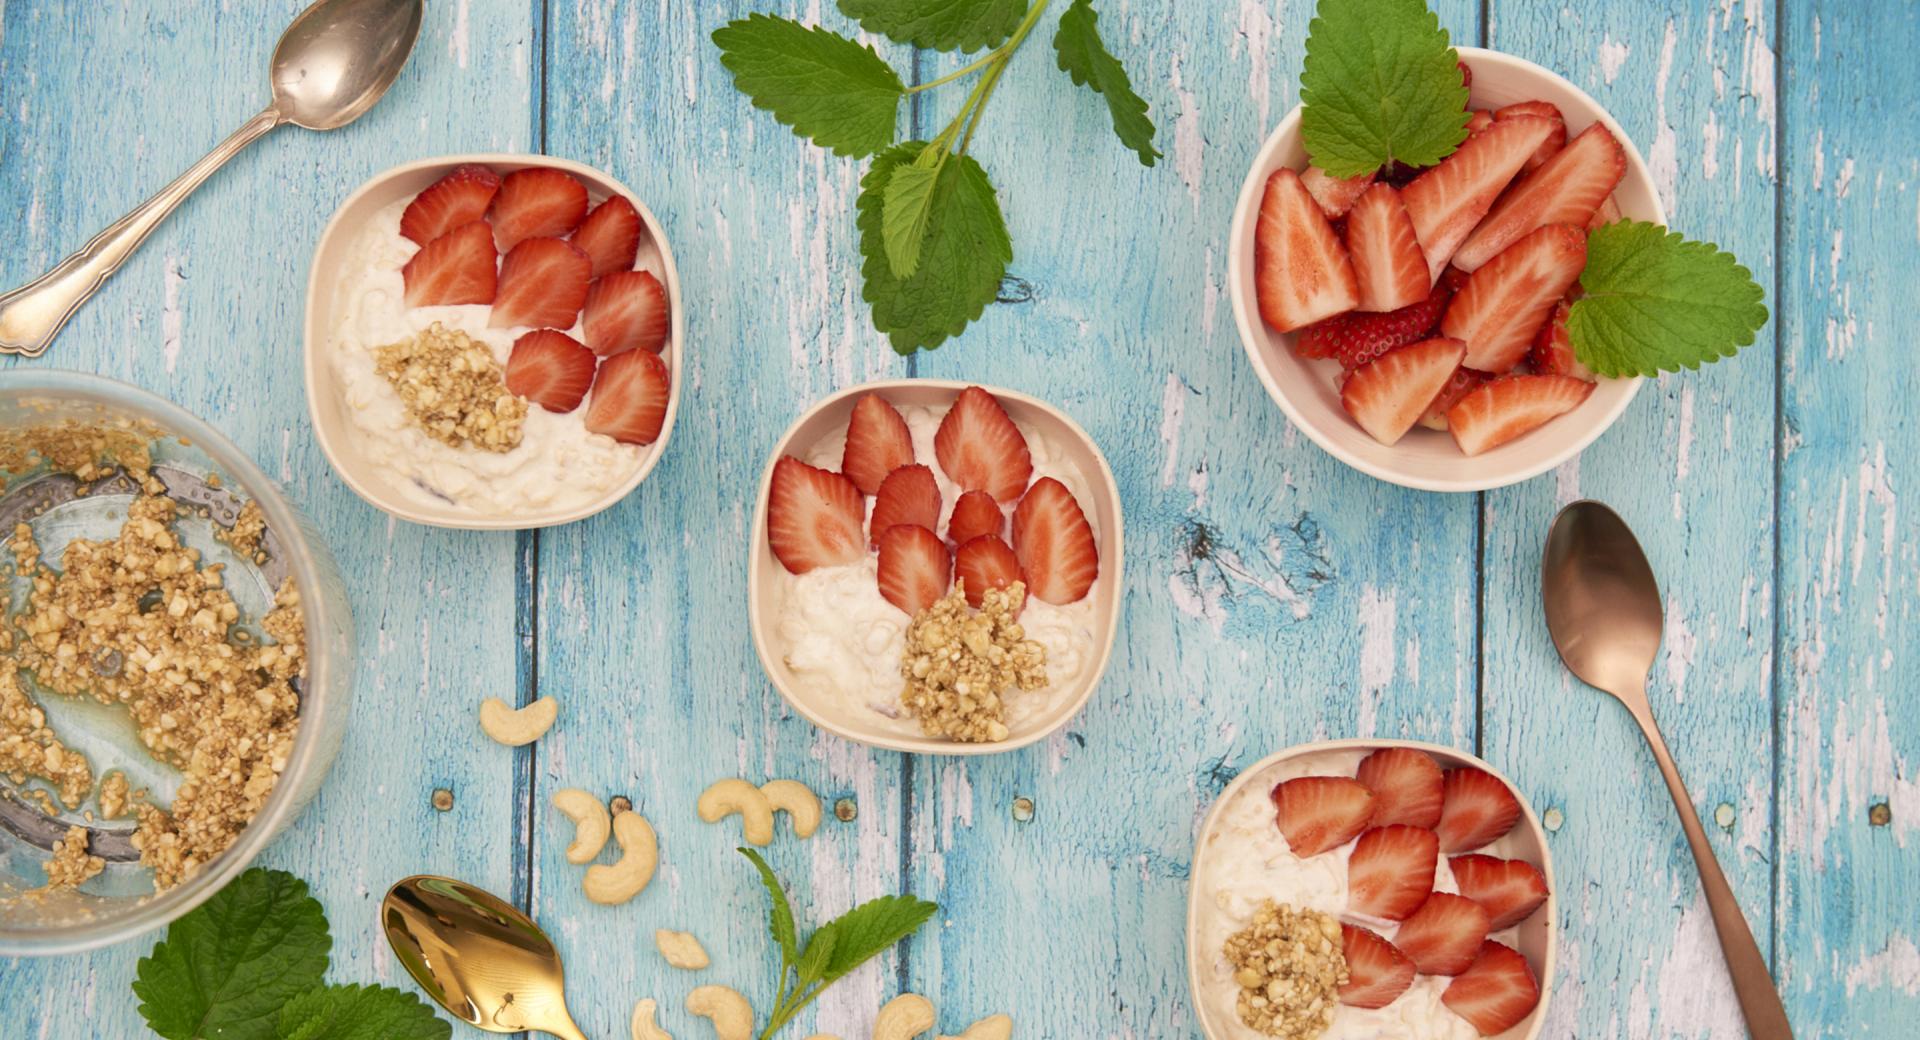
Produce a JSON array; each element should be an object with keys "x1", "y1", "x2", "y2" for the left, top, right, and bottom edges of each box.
[
  {"x1": 1269, "y1": 776, "x2": 1374, "y2": 857},
  {"x1": 1464, "y1": 109, "x2": 1494, "y2": 135},
  {"x1": 1011, "y1": 477, "x2": 1099, "y2": 605},
  {"x1": 1447, "y1": 374, "x2": 1596, "y2": 457},
  {"x1": 1355, "y1": 747, "x2": 1445, "y2": 829},
  {"x1": 934, "y1": 386, "x2": 1033, "y2": 503},
  {"x1": 1528, "y1": 299, "x2": 1596, "y2": 381},
  {"x1": 570, "y1": 195, "x2": 643, "y2": 277},
  {"x1": 869, "y1": 465, "x2": 941, "y2": 546},
  {"x1": 1347, "y1": 825, "x2": 1439, "y2": 921},
  {"x1": 1443, "y1": 941, "x2": 1541, "y2": 1036},
  {"x1": 1586, "y1": 193, "x2": 1623, "y2": 230},
  {"x1": 1434, "y1": 767, "x2": 1524, "y2": 853},
  {"x1": 1416, "y1": 366, "x2": 1488, "y2": 432},
  {"x1": 1493, "y1": 100, "x2": 1568, "y2": 174},
  {"x1": 1440, "y1": 223, "x2": 1586, "y2": 372},
  {"x1": 1449, "y1": 854, "x2": 1550, "y2": 930},
  {"x1": 1340, "y1": 337, "x2": 1468, "y2": 446},
  {"x1": 490, "y1": 237, "x2": 592, "y2": 330},
  {"x1": 953, "y1": 534, "x2": 1020, "y2": 608},
  {"x1": 581, "y1": 270, "x2": 670, "y2": 356},
  {"x1": 1402, "y1": 115, "x2": 1557, "y2": 282},
  {"x1": 947, "y1": 489, "x2": 1004, "y2": 546},
  {"x1": 1452, "y1": 124, "x2": 1625, "y2": 272},
  {"x1": 504, "y1": 330, "x2": 596, "y2": 413},
  {"x1": 1394, "y1": 892, "x2": 1492, "y2": 976},
  {"x1": 490, "y1": 167, "x2": 589, "y2": 251},
  {"x1": 401, "y1": 221, "x2": 497, "y2": 307},
  {"x1": 1339, "y1": 924, "x2": 1418, "y2": 1010},
  {"x1": 1299, "y1": 165, "x2": 1377, "y2": 219},
  {"x1": 400, "y1": 164, "x2": 501, "y2": 245},
  {"x1": 765, "y1": 456, "x2": 864, "y2": 575},
  {"x1": 843, "y1": 394, "x2": 915, "y2": 495},
  {"x1": 1254, "y1": 167, "x2": 1361, "y2": 333},
  {"x1": 875, "y1": 524, "x2": 951, "y2": 615},
  {"x1": 581, "y1": 347, "x2": 669, "y2": 446},
  {"x1": 1345, "y1": 182, "x2": 1430, "y2": 313}
]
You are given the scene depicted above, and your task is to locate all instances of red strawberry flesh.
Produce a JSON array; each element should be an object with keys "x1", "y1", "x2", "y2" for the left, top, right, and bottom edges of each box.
[
  {"x1": 1440, "y1": 223, "x2": 1586, "y2": 372},
  {"x1": 1435, "y1": 767, "x2": 1524, "y2": 853},
  {"x1": 1270, "y1": 776, "x2": 1373, "y2": 857},
  {"x1": 1340, "y1": 337, "x2": 1468, "y2": 446},
  {"x1": 947, "y1": 489, "x2": 1004, "y2": 546},
  {"x1": 571, "y1": 195, "x2": 643, "y2": 277},
  {"x1": 582, "y1": 269, "x2": 670, "y2": 356},
  {"x1": 953, "y1": 534, "x2": 1021, "y2": 609},
  {"x1": 1453, "y1": 123, "x2": 1625, "y2": 272},
  {"x1": 1402, "y1": 115, "x2": 1557, "y2": 281},
  {"x1": 1446, "y1": 374, "x2": 1596, "y2": 456},
  {"x1": 581, "y1": 346, "x2": 670, "y2": 446},
  {"x1": 1416, "y1": 366, "x2": 1489, "y2": 432},
  {"x1": 1347, "y1": 825, "x2": 1439, "y2": 921},
  {"x1": 1355, "y1": 747, "x2": 1445, "y2": 829},
  {"x1": 1300, "y1": 165, "x2": 1377, "y2": 220},
  {"x1": 1255, "y1": 167, "x2": 1361, "y2": 333},
  {"x1": 401, "y1": 164, "x2": 501, "y2": 245},
  {"x1": 490, "y1": 167, "x2": 590, "y2": 251},
  {"x1": 1449, "y1": 854, "x2": 1550, "y2": 930},
  {"x1": 869, "y1": 464, "x2": 942, "y2": 547},
  {"x1": 934, "y1": 386, "x2": 1033, "y2": 503},
  {"x1": 875, "y1": 524, "x2": 951, "y2": 615},
  {"x1": 401, "y1": 221, "x2": 497, "y2": 308},
  {"x1": 1394, "y1": 892, "x2": 1492, "y2": 976},
  {"x1": 1011, "y1": 476, "x2": 1099, "y2": 605},
  {"x1": 1294, "y1": 275, "x2": 1455, "y2": 368},
  {"x1": 1339, "y1": 924, "x2": 1418, "y2": 1010},
  {"x1": 1443, "y1": 941, "x2": 1541, "y2": 1035},
  {"x1": 1345, "y1": 182, "x2": 1431, "y2": 313},
  {"x1": 765, "y1": 456, "x2": 865, "y2": 575},
  {"x1": 505, "y1": 330, "x2": 596, "y2": 413},
  {"x1": 842, "y1": 393, "x2": 916, "y2": 496},
  {"x1": 490, "y1": 237, "x2": 592, "y2": 330},
  {"x1": 1528, "y1": 299, "x2": 1596, "y2": 381}
]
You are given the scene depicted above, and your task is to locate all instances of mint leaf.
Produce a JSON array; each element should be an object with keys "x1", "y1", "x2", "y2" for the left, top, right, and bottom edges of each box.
[
  {"x1": 881, "y1": 152, "x2": 945, "y2": 278},
  {"x1": 1299, "y1": 0, "x2": 1469, "y2": 179},
  {"x1": 795, "y1": 921, "x2": 838, "y2": 987},
  {"x1": 838, "y1": 0, "x2": 1025, "y2": 52},
  {"x1": 275, "y1": 985, "x2": 450, "y2": 1040},
  {"x1": 133, "y1": 868, "x2": 332, "y2": 1040},
  {"x1": 1052, "y1": 0, "x2": 1160, "y2": 167},
  {"x1": 1568, "y1": 220, "x2": 1769, "y2": 378},
  {"x1": 816, "y1": 893, "x2": 939, "y2": 981},
  {"x1": 712, "y1": 14, "x2": 905, "y2": 158},
  {"x1": 858, "y1": 142, "x2": 1012, "y2": 354},
  {"x1": 738, "y1": 847, "x2": 799, "y2": 966}
]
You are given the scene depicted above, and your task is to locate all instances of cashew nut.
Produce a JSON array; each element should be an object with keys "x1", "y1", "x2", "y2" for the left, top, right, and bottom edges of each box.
[
  {"x1": 686, "y1": 985, "x2": 754, "y2": 1040},
  {"x1": 582, "y1": 810, "x2": 658, "y2": 904},
  {"x1": 872, "y1": 994, "x2": 935, "y2": 1040},
  {"x1": 552, "y1": 787, "x2": 612, "y2": 864},
  {"x1": 760, "y1": 779, "x2": 822, "y2": 839},
  {"x1": 478, "y1": 695, "x2": 558, "y2": 746},
  {"x1": 697, "y1": 778, "x2": 775, "y2": 846},
  {"x1": 655, "y1": 928, "x2": 710, "y2": 969},
  {"x1": 632, "y1": 998, "x2": 674, "y2": 1040},
  {"x1": 938, "y1": 1015, "x2": 1012, "y2": 1040}
]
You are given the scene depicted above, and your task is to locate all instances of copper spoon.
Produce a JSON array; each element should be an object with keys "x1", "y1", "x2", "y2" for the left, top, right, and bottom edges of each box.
[{"x1": 1542, "y1": 500, "x2": 1792, "y2": 1039}]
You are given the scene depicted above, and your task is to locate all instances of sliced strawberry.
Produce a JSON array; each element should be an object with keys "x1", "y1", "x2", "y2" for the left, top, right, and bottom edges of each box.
[
  {"x1": 1457, "y1": 60, "x2": 1473, "y2": 89},
  {"x1": 1254, "y1": 167, "x2": 1361, "y2": 333},
  {"x1": 953, "y1": 534, "x2": 1020, "y2": 608},
  {"x1": 1355, "y1": 747, "x2": 1445, "y2": 829},
  {"x1": 490, "y1": 237, "x2": 592, "y2": 330},
  {"x1": 504, "y1": 330, "x2": 596, "y2": 413},
  {"x1": 581, "y1": 270, "x2": 670, "y2": 356},
  {"x1": 1434, "y1": 767, "x2": 1525, "y2": 853},
  {"x1": 1443, "y1": 941, "x2": 1541, "y2": 1036},
  {"x1": 581, "y1": 346, "x2": 670, "y2": 446},
  {"x1": 401, "y1": 221, "x2": 497, "y2": 307},
  {"x1": 1415, "y1": 366, "x2": 1488, "y2": 431},
  {"x1": 1299, "y1": 165, "x2": 1377, "y2": 220},
  {"x1": 1339, "y1": 924, "x2": 1417, "y2": 1010},
  {"x1": 1586, "y1": 193, "x2": 1623, "y2": 230},
  {"x1": 1295, "y1": 276, "x2": 1455, "y2": 367},
  {"x1": 1528, "y1": 299, "x2": 1595, "y2": 381},
  {"x1": 1464, "y1": 109, "x2": 1494, "y2": 135},
  {"x1": 843, "y1": 393, "x2": 916, "y2": 496},
  {"x1": 1494, "y1": 100, "x2": 1568, "y2": 174},
  {"x1": 765, "y1": 456, "x2": 864, "y2": 575},
  {"x1": 1347, "y1": 825, "x2": 1439, "y2": 921},
  {"x1": 934, "y1": 386, "x2": 1032, "y2": 503},
  {"x1": 1394, "y1": 892, "x2": 1492, "y2": 976},
  {"x1": 570, "y1": 195, "x2": 642, "y2": 277},
  {"x1": 1450, "y1": 854, "x2": 1550, "y2": 930},
  {"x1": 1345, "y1": 182, "x2": 1430, "y2": 313},
  {"x1": 1446, "y1": 374, "x2": 1596, "y2": 457},
  {"x1": 1440, "y1": 224, "x2": 1586, "y2": 371},
  {"x1": 400, "y1": 164, "x2": 501, "y2": 245},
  {"x1": 1269, "y1": 776, "x2": 1373, "y2": 857},
  {"x1": 869, "y1": 465, "x2": 941, "y2": 546},
  {"x1": 490, "y1": 167, "x2": 589, "y2": 251},
  {"x1": 875, "y1": 524, "x2": 951, "y2": 615},
  {"x1": 1340, "y1": 337, "x2": 1468, "y2": 446},
  {"x1": 1453, "y1": 124, "x2": 1624, "y2": 272},
  {"x1": 1402, "y1": 115, "x2": 1557, "y2": 281},
  {"x1": 1011, "y1": 477, "x2": 1098, "y2": 606},
  {"x1": 947, "y1": 489, "x2": 1004, "y2": 545}
]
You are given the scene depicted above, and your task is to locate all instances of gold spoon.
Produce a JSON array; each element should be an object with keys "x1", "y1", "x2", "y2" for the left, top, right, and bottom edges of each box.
[
  {"x1": 381, "y1": 875, "x2": 591, "y2": 1040},
  {"x1": 1541, "y1": 500, "x2": 1793, "y2": 1039}
]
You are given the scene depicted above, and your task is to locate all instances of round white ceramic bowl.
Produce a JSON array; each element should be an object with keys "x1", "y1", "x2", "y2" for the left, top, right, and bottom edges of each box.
[
  {"x1": 1187, "y1": 738, "x2": 1557, "y2": 1040},
  {"x1": 1229, "y1": 46, "x2": 1661, "y2": 492},
  {"x1": 303, "y1": 154, "x2": 684, "y2": 529},
  {"x1": 747, "y1": 379, "x2": 1124, "y2": 756}
]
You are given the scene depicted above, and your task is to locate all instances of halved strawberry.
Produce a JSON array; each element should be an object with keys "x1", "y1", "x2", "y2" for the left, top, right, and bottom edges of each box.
[
  {"x1": 400, "y1": 164, "x2": 501, "y2": 245},
  {"x1": 1586, "y1": 194, "x2": 1623, "y2": 230},
  {"x1": 1347, "y1": 825, "x2": 1439, "y2": 921},
  {"x1": 843, "y1": 394, "x2": 916, "y2": 496},
  {"x1": 1269, "y1": 776, "x2": 1373, "y2": 857},
  {"x1": 947, "y1": 489, "x2": 1004, "y2": 545},
  {"x1": 1300, "y1": 165, "x2": 1377, "y2": 220},
  {"x1": 1440, "y1": 224, "x2": 1585, "y2": 371},
  {"x1": 1339, "y1": 924, "x2": 1417, "y2": 1010},
  {"x1": 1402, "y1": 115, "x2": 1557, "y2": 281},
  {"x1": 1415, "y1": 366, "x2": 1489, "y2": 432},
  {"x1": 490, "y1": 167, "x2": 589, "y2": 251},
  {"x1": 1394, "y1": 892, "x2": 1492, "y2": 976},
  {"x1": 570, "y1": 195, "x2": 642, "y2": 277},
  {"x1": 765, "y1": 456, "x2": 864, "y2": 575},
  {"x1": 1434, "y1": 767, "x2": 1524, "y2": 853},
  {"x1": 581, "y1": 346, "x2": 669, "y2": 446},
  {"x1": 1457, "y1": 60, "x2": 1473, "y2": 89},
  {"x1": 1345, "y1": 183, "x2": 1429, "y2": 312},
  {"x1": 869, "y1": 465, "x2": 941, "y2": 546},
  {"x1": 875, "y1": 524, "x2": 951, "y2": 615},
  {"x1": 490, "y1": 237, "x2": 592, "y2": 330},
  {"x1": 953, "y1": 534, "x2": 1020, "y2": 608},
  {"x1": 1295, "y1": 276, "x2": 1455, "y2": 367},
  {"x1": 1449, "y1": 854, "x2": 1550, "y2": 930},
  {"x1": 1443, "y1": 941, "x2": 1541, "y2": 1036},
  {"x1": 1446, "y1": 374, "x2": 1596, "y2": 457},
  {"x1": 1464, "y1": 109, "x2": 1494, "y2": 135},
  {"x1": 1452, "y1": 124, "x2": 1624, "y2": 272},
  {"x1": 1494, "y1": 100, "x2": 1568, "y2": 174},
  {"x1": 1355, "y1": 747, "x2": 1445, "y2": 828},
  {"x1": 401, "y1": 221, "x2": 497, "y2": 307},
  {"x1": 1254, "y1": 167, "x2": 1361, "y2": 333},
  {"x1": 581, "y1": 270, "x2": 670, "y2": 356},
  {"x1": 934, "y1": 387, "x2": 1032, "y2": 503},
  {"x1": 1011, "y1": 477, "x2": 1098, "y2": 605},
  {"x1": 1528, "y1": 299, "x2": 1595, "y2": 380},
  {"x1": 504, "y1": 330, "x2": 596, "y2": 413},
  {"x1": 1340, "y1": 337, "x2": 1468, "y2": 446}
]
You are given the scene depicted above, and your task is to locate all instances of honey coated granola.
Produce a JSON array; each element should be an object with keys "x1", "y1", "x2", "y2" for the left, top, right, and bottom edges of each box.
[
  {"x1": 373, "y1": 322, "x2": 527, "y2": 452},
  {"x1": 898, "y1": 581, "x2": 1048, "y2": 743},
  {"x1": 1222, "y1": 900, "x2": 1348, "y2": 1039},
  {"x1": 41, "y1": 824, "x2": 104, "y2": 890}
]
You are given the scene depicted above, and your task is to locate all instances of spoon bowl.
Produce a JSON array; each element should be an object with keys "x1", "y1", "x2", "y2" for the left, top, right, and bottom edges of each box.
[
  {"x1": 272, "y1": 0, "x2": 424, "y2": 129},
  {"x1": 1541, "y1": 500, "x2": 1665, "y2": 699}
]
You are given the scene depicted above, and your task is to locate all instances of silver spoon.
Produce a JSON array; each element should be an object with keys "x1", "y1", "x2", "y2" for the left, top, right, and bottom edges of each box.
[
  {"x1": 0, "y1": 0, "x2": 424, "y2": 358},
  {"x1": 1542, "y1": 500, "x2": 1794, "y2": 1039}
]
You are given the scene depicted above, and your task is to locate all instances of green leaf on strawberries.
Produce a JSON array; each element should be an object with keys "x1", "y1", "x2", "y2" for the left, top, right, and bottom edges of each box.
[
  {"x1": 1299, "y1": 0, "x2": 1470, "y2": 179},
  {"x1": 858, "y1": 142, "x2": 1012, "y2": 353},
  {"x1": 838, "y1": 0, "x2": 1025, "y2": 52},
  {"x1": 1567, "y1": 220, "x2": 1769, "y2": 378},
  {"x1": 1052, "y1": 0, "x2": 1161, "y2": 167},
  {"x1": 881, "y1": 149, "x2": 946, "y2": 278},
  {"x1": 712, "y1": 14, "x2": 905, "y2": 158}
]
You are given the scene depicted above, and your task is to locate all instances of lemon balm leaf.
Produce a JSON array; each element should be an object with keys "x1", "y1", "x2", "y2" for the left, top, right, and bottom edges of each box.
[
  {"x1": 881, "y1": 154, "x2": 945, "y2": 278},
  {"x1": 1053, "y1": 0, "x2": 1161, "y2": 167},
  {"x1": 1299, "y1": 0, "x2": 1470, "y2": 179},
  {"x1": 712, "y1": 14, "x2": 905, "y2": 158},
  {"x1": 837, "y1": 0, "x2": 1025, "y2": 52},
  {"x1": 858, "y1": 142, "x2": 1012, "y2": 354},
  {"x1": 275, "y1": 984, "x2": 451, "y2": 1040},
  {"x1": 1567, "y1": 220, "x2": 1769, "y2": 378}
]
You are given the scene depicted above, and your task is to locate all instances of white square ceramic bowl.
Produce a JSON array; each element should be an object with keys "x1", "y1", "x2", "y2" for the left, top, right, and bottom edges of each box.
[
  {"x1": 1229, "y1": 47, "x2": 1661, "y2": 492},
  {"x1": 303, "y1": 154, "x2": 684, "y2": 529},
  {"x1": 1188, "y1": 738, "x2": 1557, "y2": 1040},
  {"x1": 747, "y1": 379, "x2": 1124, "y2": 756}
]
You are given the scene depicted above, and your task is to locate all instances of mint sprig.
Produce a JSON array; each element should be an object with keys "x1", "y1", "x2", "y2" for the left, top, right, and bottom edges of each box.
[
  {"x1": 1568, "y1": 220, "x2": 1769, "y2": 378},
  {"x1": 1299, "y1": 0, "x2": 1470, "y2": 178},
  {"x1": 711, "y1": 15, "x2": 905, "y2": 158},
  {"x1": 860, "y1": 143, "x2": 1012, "y2": 353}
]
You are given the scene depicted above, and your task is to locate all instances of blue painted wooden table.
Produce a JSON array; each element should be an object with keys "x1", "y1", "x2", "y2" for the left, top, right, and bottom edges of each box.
[{"x1": 3, "y1": 1, "x2": 1916, "y2": 1036}]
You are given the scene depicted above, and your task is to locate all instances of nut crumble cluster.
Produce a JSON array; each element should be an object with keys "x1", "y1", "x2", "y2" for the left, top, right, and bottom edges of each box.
[
  {"x1": 1222, "y1": 900, "x2": 1348, "y2": 1040},
  {"x1": 41, "y1": 825, "x2": 104, "y2": 889},
  {"x1": 898, "y1": 581, "x2": 1047, "y2": 743},
  {"x1": 373, "y1": 322, "x2": 527, "y2": 452}
]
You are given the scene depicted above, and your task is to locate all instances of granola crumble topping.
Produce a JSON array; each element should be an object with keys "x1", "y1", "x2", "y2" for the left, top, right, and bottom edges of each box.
[
  {"x1": 898, "y1": 581, "x2": 1048, "y2": 743},
  {"x1": 41, "y1": 825, "x2": 104, "y2": 890},
  {"x1": 0, "y1": 667, "x2": 92, "y2": 808},
  {"x1": 373, "y1": 322, "x2": 527, "y2": 452},
  {"x1": 1222, "y1": 900, "x2": 1348, "y2": 1039}
]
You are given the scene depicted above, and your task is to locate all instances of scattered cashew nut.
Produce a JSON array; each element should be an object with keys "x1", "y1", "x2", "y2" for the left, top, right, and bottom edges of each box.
[
  {"x1": 872, "y1": 994, "x2": 935, "y2": 1040},
  {"x1": 938, "y1": 1015, "x2": 1012, "y2": 1040},
  {"x1": 478, "y1": 695, "x2": 558, "y2": 746},
  {"x1": 686, "y1": 985, "x2": 754, "y2": 1040},
  {"x1": 759, "y1": 779, "x2": 822, "y2": 838},
  {"x1": 552, "y1": 788, "x2": 612, "y2": 864},
  {"x1": 655, "y1": 928, "x2": 710, "y2": 969},
  {"x1": 697, "y1": 778, "x2": 775, "y2": 846},
  {"x1": 632, "y1": 998, "x2": 674, "y2": 1040},
  {"x1": 583, "y1": 810, "x2": 658, "y2": 904}
]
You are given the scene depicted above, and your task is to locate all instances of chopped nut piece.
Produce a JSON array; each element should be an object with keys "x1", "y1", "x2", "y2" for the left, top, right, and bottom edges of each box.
[
  {"x1": 214, "y1": 500, "x2": 267, "y2": 560},
  {"x1": 0, "y1": 417, "x2": 158, "y2": 483},
  {"x1": 0, "y1": 666, "x2": 91, "y2": 808},
  {"x1": 98, "y1": 770, "x2": 131, "y2": 820},
  {"x1": 373, "y1": 322, "x2": 527, "y2": 452},
  {"x1": 898, "y1": 581, "x2": 1047, "y2": 743},
  {"x1": 41, "y1": 825, "x2": 104, "y2": 890},
  {"x1": 1222, "y1": 901, "x2": 1347, "y2": 1040}
]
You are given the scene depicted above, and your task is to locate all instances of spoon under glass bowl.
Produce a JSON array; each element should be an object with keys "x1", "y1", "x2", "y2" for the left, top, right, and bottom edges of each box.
[
  {"x1": 0, "y1": 0, "x2": 424, "y2": 358},
  {"x1": 382, "y1": 875, "x2": 590, "y2": 1040},
  {"x1": 1541, "y1": 500, "x2": 1793, "y2": 1039}
]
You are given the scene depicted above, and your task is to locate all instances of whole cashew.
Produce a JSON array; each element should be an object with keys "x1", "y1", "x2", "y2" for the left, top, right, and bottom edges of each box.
[
  {"x1": 552, "y1": 788, "x2": 611, "y2": 864},
  {"x1": 583, "y1": 810, "x2": 658, "y2": 905},
  {"x1": 759, "y1": 779, "x2": 822, "y2": 838},
  {"x1": 478, "y1": 695, "x2": 558, "y2": 746},
  {"x1": 632, "y1": 998, "x2": 674, "y2": 1040},
  {"x1": 686, "y1": 985, "x2": 754, "y2": 1040},
  {"x1": 697, "y1": 779, "x2": 775, "y2": 846},
  {"x1": 872, "y1": 994, "x2": 935, "y2": 1040},
  {"x1": 938, "y1": 1015, "x2": 1012, "y2": 1040},
  {"x1": 655, "y1": 928, "x2": 710, "y2": 969}
]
